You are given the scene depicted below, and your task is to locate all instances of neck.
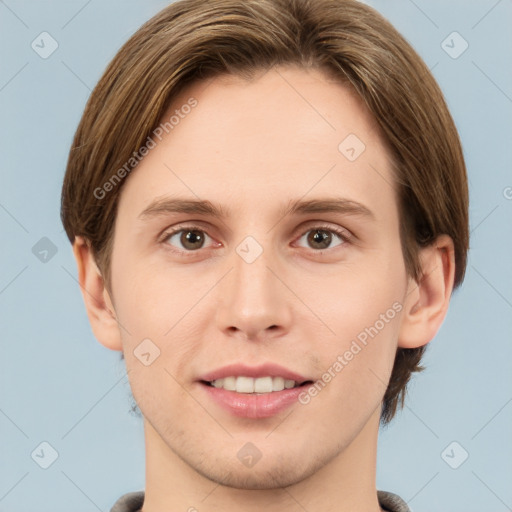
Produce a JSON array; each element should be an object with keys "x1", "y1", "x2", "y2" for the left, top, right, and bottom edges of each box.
[{"x1": 141, "y1": 407, "x2": 384, "y2": 512}]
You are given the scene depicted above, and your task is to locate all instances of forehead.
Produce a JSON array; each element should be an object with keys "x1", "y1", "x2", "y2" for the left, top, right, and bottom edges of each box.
[{"x1": 117, "y1": 65, "x2": 396, "y2": 221}]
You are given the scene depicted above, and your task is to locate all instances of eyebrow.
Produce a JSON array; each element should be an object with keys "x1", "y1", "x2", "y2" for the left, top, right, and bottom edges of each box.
[{"x1": 138, "y1": 196, "x2": 375, "y2": 221}]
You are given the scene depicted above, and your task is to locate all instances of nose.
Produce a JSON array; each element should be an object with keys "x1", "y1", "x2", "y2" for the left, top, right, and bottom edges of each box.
[{"x1": 215, "y1": 239, "x2": 292, "y2": 341}]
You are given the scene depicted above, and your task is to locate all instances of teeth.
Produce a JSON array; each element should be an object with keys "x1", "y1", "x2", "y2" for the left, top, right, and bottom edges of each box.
[
  {"x1": 272, "y1": 376, "x2": 284, "y2": 391},
  {"x1": 236, "y1": 376, "x2": 254, "y2": 393},
  {"x1": 210, "y1": 376, "x2": 302, "y2": 393},
  {"x1": 284, "y1": 379, "x2": 295, "y2": 389},
  {"x1": 223, "y1": 376, "x2": 236, "y2": 391}
]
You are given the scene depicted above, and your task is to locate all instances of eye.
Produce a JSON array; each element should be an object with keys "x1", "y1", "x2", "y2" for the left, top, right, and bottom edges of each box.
[
  {"x1": 160, "y1": 223, "x2": 351, "y2": 256},
  {"x1": 162, "y1": 225, "x2": 215, "y2": 252},
  {"x1": 295, "y1": 225, "x2": 350, "y2": 251}
]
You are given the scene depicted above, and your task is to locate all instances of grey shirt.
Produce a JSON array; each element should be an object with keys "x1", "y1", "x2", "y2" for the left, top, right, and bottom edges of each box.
[{"x1": 110, "y1": 490, "x2": 411, "y2": 512}]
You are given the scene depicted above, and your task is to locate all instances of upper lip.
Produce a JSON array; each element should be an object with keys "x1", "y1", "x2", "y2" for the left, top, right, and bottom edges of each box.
[{"x1": 199, "y1": 363, "x2": 311, "y2": 383}]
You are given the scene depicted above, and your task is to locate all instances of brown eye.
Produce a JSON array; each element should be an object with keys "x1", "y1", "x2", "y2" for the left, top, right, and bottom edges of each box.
[
  {"x1": 296, "y1": 226, "x2": 348, "y2": 251},
  {"x1": 180, "y1": 229, "x2": 206, "y2": 250},
  {"x1": 307, "y1": 229, "x2": 332, "y2": 249},
  {"x1": 163, "y1": 227, "x2": 212, "y2": 251}
]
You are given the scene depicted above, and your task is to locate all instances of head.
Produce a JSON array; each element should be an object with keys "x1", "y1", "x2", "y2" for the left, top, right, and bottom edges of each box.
[{"x1": 61, "y1": 0, "x2": 468, "y2": 489}]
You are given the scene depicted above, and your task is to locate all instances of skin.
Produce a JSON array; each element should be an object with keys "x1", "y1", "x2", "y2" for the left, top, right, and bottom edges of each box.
[{"x1": 74, "y1": 65, "x2": 455, "y2": 512}]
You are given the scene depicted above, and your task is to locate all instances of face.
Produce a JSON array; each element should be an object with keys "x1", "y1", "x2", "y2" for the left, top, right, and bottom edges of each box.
[{"x1": 108, "y1": 65, "x2": 410, "y2": 489}]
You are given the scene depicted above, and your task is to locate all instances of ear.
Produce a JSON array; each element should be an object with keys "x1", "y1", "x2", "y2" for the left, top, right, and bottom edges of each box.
[
  {"x1": 72, "y1": 236, "x2": 123, "y2": 351},
  {"x1": 398, "y1": 234, "x2": 456, "y2": 349}
]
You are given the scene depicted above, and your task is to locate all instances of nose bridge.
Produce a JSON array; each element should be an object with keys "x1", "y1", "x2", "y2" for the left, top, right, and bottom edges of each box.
[
  {"x1": 216, "y1": 233, "x2": 289, "y2": 337},
  {"x1": 235, "y1": 238, "x2": 274, "y2": 299}
]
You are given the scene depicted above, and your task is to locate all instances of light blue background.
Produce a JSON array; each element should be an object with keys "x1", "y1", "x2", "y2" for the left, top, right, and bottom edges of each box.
[{"x1": 1, "y1": 1, "x2": 511, "y2": 511}]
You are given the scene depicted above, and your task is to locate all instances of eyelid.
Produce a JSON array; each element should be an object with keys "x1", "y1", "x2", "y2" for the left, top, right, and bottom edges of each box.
[
  {"x1": 292, "y1": 222, "x2": 354, "y2": 250},
  {"x1": 295, "y1": 221, "x2": 353, "y2": 240},
  {"x1": 159, "y1": 220, "x2": 354, "y2": 256},
  {"x1": 158, "y1": 223, "x2": 218, "y2": 248},
  {"x1": 158, "y1": 220, "x2": 214, "y2": 242}
]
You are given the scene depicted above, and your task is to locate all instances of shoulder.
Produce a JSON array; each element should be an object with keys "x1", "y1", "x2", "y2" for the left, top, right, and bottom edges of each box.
[
  {"x1": 109, "y1": 489, "x2": 410, "y2": 512},
  {"x1": 109, "y1": 490, "x2": 145, "y2": 512},
  {"x1": 377, "y1": 490, "x2": 411, "y2": 512}
]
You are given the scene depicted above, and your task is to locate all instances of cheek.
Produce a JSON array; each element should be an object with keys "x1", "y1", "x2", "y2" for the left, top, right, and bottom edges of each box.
[
  {"x1": 112, "y1": 260, "x2": 205, "y2": 383},
  {"x1": 320, "y1": 297, "x2": 402, "y2": 391},
  {"x1": 306, "y1": 253, "x2": 406, "y2": 400},
  {"x1": 112, "y1": 256, "x2": 186, "y2": 336},
  {"x1": 297, "y1": 304, "x2": 402, "y2": 441},
  {"x1": 317, "y1": 255, "x2": 405, "y2": 342}
]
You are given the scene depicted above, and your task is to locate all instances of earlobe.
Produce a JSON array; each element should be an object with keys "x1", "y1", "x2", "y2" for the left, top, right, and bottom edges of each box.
[
  {"x1": 72, "y1": 236, "x2": 123, "y2": 352},
  {"x1": 398, "y1": 234, "x2": 456, "y2": 349}
]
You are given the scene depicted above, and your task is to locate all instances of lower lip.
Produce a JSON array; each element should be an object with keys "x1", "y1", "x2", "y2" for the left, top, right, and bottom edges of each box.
[{"x1": 200, "y1": 382, "x2": 309, "y2": 418}]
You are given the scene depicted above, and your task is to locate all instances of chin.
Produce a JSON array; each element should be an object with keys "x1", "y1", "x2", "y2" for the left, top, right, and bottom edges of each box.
[{"x1": 192, "y1": 453, "x2": 324, "y2": 490}]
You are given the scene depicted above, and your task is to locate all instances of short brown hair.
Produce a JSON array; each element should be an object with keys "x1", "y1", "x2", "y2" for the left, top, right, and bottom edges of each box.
[{"x1": 61, "y1": 0, "x2": 469, "y2": 425}]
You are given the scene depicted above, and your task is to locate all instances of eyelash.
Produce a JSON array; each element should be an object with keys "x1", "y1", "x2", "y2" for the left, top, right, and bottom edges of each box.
[{"x1": 160, "y1": 223, "x2": 352, "y2": 257}]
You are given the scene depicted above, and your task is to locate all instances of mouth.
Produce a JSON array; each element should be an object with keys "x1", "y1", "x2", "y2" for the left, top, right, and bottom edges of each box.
[
  {"x1": 200, "y1": 376, "x2": 314, "y2": 394},
  {"x1": 197, "y1": 363, "x2": 315, "y2": 418}
]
